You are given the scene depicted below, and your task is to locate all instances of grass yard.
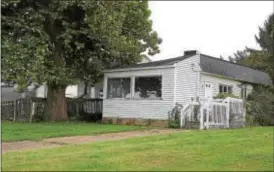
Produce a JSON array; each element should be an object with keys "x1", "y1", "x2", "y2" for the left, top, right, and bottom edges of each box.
[
  {"x1": 1, "y1": 121, "x2": 148, "y2": 142},
  {"x1": 2, "y1": 127, "x2": 273, "y2": 171}
]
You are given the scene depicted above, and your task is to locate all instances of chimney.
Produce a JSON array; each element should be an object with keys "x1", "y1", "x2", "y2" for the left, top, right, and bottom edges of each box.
[{"x1": 184, "y1": 50, "x2": 200, "y2": 56}]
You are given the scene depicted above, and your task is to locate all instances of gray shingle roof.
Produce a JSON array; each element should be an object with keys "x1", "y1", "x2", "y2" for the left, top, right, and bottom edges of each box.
[
  {"x1": 200, "y1": 54, "x2": 272, "y2": 86},
  {"x1": 107, "y1": 53, "x2": 272, "y2": 86},
  {"x1": 112, "y1": 54, "x2": 194, "y2": 69}
]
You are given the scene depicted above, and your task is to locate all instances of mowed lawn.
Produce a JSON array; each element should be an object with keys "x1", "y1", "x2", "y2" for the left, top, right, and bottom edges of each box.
[
  {"x1": 2, "y1": 121, "x2": 148, "y2": 142},
  {"x1": 2, "y1": 127, "x2": 273, "y2": 171}
]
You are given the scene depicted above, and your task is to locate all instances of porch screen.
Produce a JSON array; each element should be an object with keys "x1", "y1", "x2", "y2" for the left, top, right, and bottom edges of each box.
[
  {"x1": 107, "y1": 78, "x2": 131, "y2": 98},
  {"x1": 134, "y1": 76, "x2": 162, "y2": 99}
]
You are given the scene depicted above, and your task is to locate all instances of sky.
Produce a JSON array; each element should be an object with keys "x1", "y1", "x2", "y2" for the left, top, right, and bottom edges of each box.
[{"x1": 148, "y1": 1, "x2": 273, "y2": 61}]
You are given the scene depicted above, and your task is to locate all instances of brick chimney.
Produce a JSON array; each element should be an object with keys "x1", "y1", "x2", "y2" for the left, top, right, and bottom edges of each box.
[{"x1": 184, "y1": 50, "x2": 200, "y2": 56}]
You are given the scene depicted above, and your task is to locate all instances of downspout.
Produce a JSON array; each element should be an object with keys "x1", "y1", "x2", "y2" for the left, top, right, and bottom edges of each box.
[{"x1": 173, "y1": 63, "x2": 177, "y2": 106}]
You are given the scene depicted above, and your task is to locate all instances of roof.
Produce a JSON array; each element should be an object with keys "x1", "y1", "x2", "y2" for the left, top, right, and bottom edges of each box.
[
  {"x1": 106, "y1": 52, "x2": 272, "y2": 86},
  {"x1": 200, "y1": 54, "x2": 272, "y2": 86},
  {"x1": 111, "y1": 53, "x2": 195, "y2": 69},
  {"x1": 1, "y1": 87, "x2": 22, "y2": 101}
]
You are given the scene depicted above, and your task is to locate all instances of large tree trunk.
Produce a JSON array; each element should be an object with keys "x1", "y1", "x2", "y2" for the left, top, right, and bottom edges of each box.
[{"x1": 47, "y1": 84, "x2": 68, "y2": 121}]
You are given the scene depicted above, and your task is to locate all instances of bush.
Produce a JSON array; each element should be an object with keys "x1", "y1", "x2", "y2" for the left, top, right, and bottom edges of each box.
[
  {"x1": 215, "y1": 93, "x2": 239, "y2": 99},
  {"x1": 168, "y1": 103, "x2": 183, "y2": 128},
  {"x1": 246, "y1": 86, "x2": 274, "y2": 126}
]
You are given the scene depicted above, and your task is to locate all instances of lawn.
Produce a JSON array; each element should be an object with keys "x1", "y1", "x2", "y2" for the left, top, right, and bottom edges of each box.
[
  {"x1": 1, "y1": 121, "x2": 148, "y2": 142},
  {"x1": 2, "y1": 127, "x2": 273, "y2": 171}
]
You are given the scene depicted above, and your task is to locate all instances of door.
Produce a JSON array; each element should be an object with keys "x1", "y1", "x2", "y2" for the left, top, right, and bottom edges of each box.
[{"x1": 204, "y1": 82, "x2": 213, "y2": 99}]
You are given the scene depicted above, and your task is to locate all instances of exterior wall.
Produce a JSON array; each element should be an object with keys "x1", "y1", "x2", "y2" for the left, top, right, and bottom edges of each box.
[
  {"x1": 175, "y1": 54, "x2": 200, "y2": 105},
  {"x1": 200, "y1": 73, "x2": 253, "y2": 98},
  {"x1": 36, "y1": 84, "x2": 82, "y2": 98},
  {"x1": 103, "y1": 67, "x2": 175, "y2": 120},
  {"x1": 36, "y1": 85, "x2": 47, "y2": 98},
  {"x1": 65, "y1": 85, "x2": 78, "y2": 98},
  {"x1": 138, "y1": 57, "x2": 151, "y2": 64}
]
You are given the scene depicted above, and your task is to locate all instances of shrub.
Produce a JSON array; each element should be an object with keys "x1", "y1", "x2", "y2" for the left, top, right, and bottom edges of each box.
[
  {"x1": 215, "y1": 93, "x2": 239, "y2": 99},
  {"x1": 246, "y1": 86, "x2": 274, "y2": 126},
  {"x1": 168, "y1": 103, "x2": 183, "y2": 128}
]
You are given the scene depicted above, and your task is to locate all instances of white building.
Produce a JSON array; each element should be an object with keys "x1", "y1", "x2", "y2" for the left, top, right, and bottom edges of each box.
[{"x1": 102, "y1": 50, "x2": 272, "y2": 126}]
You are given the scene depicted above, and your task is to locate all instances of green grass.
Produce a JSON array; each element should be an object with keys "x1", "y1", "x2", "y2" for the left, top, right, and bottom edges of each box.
[
  {"x1": 2, "y1": 127, "x2": 273, "y2": 171},
  {"x1": 1, "y1": 121, "x2": 148, "y2": 142}
]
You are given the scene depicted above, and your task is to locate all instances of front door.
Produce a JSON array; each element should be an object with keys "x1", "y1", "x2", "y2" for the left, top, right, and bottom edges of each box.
[{"x1": 204, "y1": 82, "x2": 213, "y2": 99}]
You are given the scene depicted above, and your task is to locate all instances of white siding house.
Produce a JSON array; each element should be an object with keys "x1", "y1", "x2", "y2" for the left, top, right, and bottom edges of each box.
[
  {"x1": 103, "y1": 67, "x2": 174, "y2": 120},
  {"x1": 35, "y1": 82, "x2": 103, "y2": 98},
  {"x1": 102, "y1": 50, "x2": 272, "y2": 125}
]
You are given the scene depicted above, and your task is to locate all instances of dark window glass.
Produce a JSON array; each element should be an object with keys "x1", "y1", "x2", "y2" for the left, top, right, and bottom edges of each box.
[
  {"x1": 107, "y1": 78, "x2": 131, "y2": 98},
  {"x1": 134, "y1": 76, "x2": 162, "y2": 99},
  {"x1": 219, "y1": 84, "x2": 232, "y2": 94},
  {"x1": 228, "y1": 87, "x2": 232, "y2": 94},
  {"x1": 224, "y1": 86, "x2": 227, "y2": 93}
]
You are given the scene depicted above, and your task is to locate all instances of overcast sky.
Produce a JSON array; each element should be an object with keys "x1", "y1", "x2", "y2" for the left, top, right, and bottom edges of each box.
[{"x1": 148, "y1": 1, "x2": 273, "y2": 61}]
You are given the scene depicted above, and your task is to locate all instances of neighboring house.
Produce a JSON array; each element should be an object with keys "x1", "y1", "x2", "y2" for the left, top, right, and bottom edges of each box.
[
  {"x1": 35, "y1": 82, "x2": 103, "y2": 99},
  {"x1": 34, "y1": 56, "x2": 150, "y2": 98},
  {"x1": 138, "y1": 56, "x2": 152, "y2": 64},
  {"x1": 102, "y1": 50, "x2": 272, "y2": 126},
  {"x1": 1, "y1": 87, "x2": 23, "y2": 101}
]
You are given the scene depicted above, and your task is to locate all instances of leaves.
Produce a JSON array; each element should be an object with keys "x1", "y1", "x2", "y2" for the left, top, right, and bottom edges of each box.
[{"x1": 1, "y1": 0, "x2": 162, "y2": 90}]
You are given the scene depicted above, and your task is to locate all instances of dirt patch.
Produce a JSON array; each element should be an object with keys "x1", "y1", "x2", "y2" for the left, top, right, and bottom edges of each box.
[{"x1": 2, "y1": 129, "x2": 184, "y2": 153}]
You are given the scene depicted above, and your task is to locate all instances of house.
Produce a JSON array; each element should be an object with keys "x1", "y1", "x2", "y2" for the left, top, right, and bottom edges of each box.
[
  {"x1": 1, "y1": 87, "x2": 23, "y2": 101},
  {"x1": 33, "y1": 82, "x2": 103, "y2": 99},
  {"x1": 102, "y1": 50, "x2": 272, "y2": 126},
  {"x1": 34, "y1": 56, "x2": 151, "y2": 99}
]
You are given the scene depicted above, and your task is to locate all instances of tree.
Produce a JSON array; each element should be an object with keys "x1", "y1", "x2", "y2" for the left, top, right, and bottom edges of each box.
[
  {"x1": 230, "y1": 13, "x2": 274, "y2": 84},
  {"x1": 1, "y1": 0, "x2": 162, "y2": 121}
]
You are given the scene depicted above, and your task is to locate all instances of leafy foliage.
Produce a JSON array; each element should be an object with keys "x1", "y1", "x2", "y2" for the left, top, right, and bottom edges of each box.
[
  {"x1": 168, "y1": 103, "x2": 183, "y2": 128},
  {"x1": 228, "y1": 13, "x2": 274, "y2": 126},
  {"x1": 229, "y1": 13, "x2": 274, "y2": 84},
  {"x1": 1, "y1": 0, "x2": 162, "y2": 120},
  {"x1": 215, "y1": 93, "x2": 239, "y2": 99},
  {"x1": 246, "y1": 87, "x2": 274, "y2": 126}
]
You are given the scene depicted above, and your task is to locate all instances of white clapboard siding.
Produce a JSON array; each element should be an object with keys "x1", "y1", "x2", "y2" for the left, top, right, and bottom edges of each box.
[
  {"x1": 200, "y1": 73, "x2": 253, "y2": 98},
  {"x1": 103, "y1": 67, "x2": 175, "y2": 120},
  {"x1": 175, "y1": 54, "x2": 200, "y2": 105}
]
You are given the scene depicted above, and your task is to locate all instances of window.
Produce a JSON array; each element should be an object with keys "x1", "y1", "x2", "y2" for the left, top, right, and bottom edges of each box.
[
  {"x1": 219, "y1": 84, "x2": 232, "y2": 94},
  {"x1": 241, "y1": 88, "x2": 247, "y2": 99},
  {"x1": 107, "y1": 78, "x2": 131, "y2": 99},
  {"x1": 134, "y1": 76, "x2": 162, "y2": 99}
]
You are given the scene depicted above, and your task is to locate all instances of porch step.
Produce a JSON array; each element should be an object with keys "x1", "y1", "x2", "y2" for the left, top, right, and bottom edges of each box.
[{"x1": 184, "y1": 121, "x2": 200, "y2": 129}]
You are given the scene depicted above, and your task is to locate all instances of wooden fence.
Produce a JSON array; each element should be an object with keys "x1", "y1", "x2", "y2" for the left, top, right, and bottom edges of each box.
[{"x1": 1, "y1": 98, "x2": 103, "y2": 122}]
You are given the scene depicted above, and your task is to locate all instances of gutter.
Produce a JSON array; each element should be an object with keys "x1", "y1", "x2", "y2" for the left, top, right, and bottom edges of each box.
[
  {"x1": 200, "y1": 71, "x2": 271, "y2": 86},
  {"x1": 103, "y1": 65, "x2": 174, "y2": 73}
]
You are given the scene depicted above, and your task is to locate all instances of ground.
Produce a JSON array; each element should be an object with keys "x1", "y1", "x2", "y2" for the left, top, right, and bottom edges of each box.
[
  {"x1": 2, "y1": 126, "x2": 273, "y2": 171},
  {"x1": 2, "y1": 121, "x2": 149, "y2": 142}
]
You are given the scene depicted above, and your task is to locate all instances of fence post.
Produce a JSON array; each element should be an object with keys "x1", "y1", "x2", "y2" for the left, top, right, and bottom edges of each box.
[
  {"x1": 226, "y1": 102, "x2": 230, "y2": 128},
  {"x1": 29, "y1": 101, "x2": 35, "y2": 123},
  {"x1": 13, "y1": 100, "x2": 16, "y2": 121},
  {"x1": 199, "y1": 104, "x2": 204, "y2": 130}
]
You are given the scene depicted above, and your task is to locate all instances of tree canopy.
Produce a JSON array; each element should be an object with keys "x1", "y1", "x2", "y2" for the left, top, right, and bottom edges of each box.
[
  {"x1": 230, "y1": 13, "x2": 274, "y2": 84},
  {"x1": 1, "y1": 0, "x2": 162, "y2": 120}
]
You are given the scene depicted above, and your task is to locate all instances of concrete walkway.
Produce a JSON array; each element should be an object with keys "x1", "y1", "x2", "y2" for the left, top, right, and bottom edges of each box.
[{"x1": 2, "y1": 129, "x2": 184, "y2": 153}]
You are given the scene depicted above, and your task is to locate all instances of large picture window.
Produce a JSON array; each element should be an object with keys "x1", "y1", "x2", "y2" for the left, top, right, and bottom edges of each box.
[
  {"x1": 107, "y1": 78, "x2": 131, "y2": 99},
  {"x1": 219, "y1": 84, "x2": 232, "y2": 94},
  {"x1": 134, "y1": 76, "x2": 162, "y2": 99}
]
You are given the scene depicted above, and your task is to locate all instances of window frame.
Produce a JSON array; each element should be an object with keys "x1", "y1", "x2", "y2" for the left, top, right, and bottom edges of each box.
[
  {"x1": 219, "y1": 84, "x2": 233, "y2": 94},
  {"x1": 133, "y1": 75, "x2": 163, "y2": 100},
  {"x1": 106, "y1": 77, "x2": 132, "y2": 99}
]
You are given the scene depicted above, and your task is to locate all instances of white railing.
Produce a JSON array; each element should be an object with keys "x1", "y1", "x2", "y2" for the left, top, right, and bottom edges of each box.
[
  {"x1": 180, "y1": 97, "x2": 245, "y2": 129},
  {"x1": 203, "y1": 102, "x2": 229, "y2": 129},
  {"x1": 180, "y1": 101, "x2": 199, "y2": 128}
]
